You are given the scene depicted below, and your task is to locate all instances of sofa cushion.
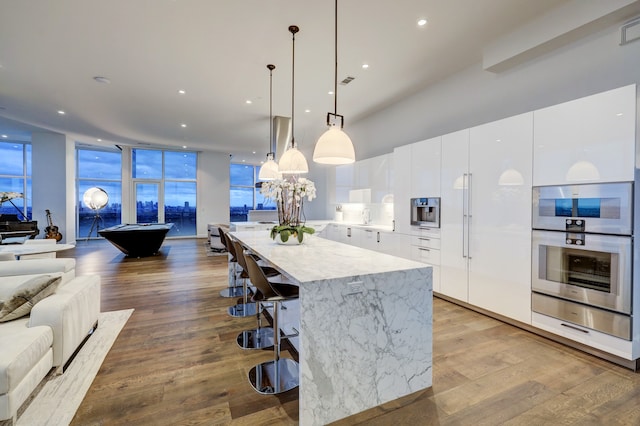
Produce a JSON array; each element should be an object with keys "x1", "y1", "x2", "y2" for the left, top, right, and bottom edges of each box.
[
  {"x1": 0, "y1": 275, "x2": 61, "y2": 322},
  {"x1": 0, "y1": 318, "x2": 53, "y2": 394}
]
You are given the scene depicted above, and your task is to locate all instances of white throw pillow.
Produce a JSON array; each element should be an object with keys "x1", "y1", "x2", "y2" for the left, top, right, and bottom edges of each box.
[{"x1": 0, "y1": 274, "x2": 61, "y2": 322}]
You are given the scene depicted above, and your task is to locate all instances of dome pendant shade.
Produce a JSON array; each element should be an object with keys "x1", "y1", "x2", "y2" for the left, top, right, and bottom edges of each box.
[
  {"x1": 313, "y1": 125, "x2": 355, "y2": 164},
  {"x1": 258, "y1": 154, "x2": 280, "y2": 180},
  {"x1": 278, "y1": 146, "x2": 308, "y2": 174}
]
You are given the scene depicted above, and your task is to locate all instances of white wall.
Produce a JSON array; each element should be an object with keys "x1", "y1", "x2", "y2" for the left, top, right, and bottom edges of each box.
[
  {"x1": 32, "y1": 131, "x2": 75, "y2": 243},
  {"x1": 344, "y1": 20, "x2": 640, "y2": 160},
  {"x1": 197, "y1": 151, "x2": 230, "y2": 237}
]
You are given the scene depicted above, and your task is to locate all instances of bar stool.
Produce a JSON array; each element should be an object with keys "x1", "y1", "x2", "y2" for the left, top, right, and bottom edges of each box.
[
  {"x1": 218, "y1": 228, "x2": 245, "y2": 298},
  {"x1": 228, "y1": 239, "x2": 279, "y2": 318},
  {"x1": 243, "y1": 252, "x2": 300, "y2": 395}
]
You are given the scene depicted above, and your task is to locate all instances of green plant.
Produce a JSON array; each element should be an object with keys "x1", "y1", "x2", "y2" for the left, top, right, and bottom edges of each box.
[{"x1": 270, "y1": 224, "x2": 315, "y2": 243}]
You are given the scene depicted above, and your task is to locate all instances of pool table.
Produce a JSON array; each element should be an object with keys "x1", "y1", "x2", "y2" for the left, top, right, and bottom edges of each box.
[{"x1": 98, "y1": 223, "x2": 173, "y2": 257}]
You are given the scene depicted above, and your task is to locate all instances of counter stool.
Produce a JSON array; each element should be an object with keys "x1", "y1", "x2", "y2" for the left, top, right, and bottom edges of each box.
[
  {"x1": 228, "y1": 239, "x2": 279, "y2": 318},
  {"x1": 218, "y1": 228, "x2": 245, "y2": 298},
  {"x1": 244, "y1": 252, "x2": 300, "y2": 395}
]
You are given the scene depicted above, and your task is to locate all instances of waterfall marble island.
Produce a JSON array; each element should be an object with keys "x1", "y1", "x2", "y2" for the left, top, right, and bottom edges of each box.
[{"x1": 230, "y1": 230, "x2": 433, "y2": 425}]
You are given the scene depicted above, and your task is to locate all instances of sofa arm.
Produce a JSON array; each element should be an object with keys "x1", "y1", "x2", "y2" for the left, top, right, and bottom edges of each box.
[
  {"x1": 0, "y1": 258, "x2": 76, "y2": 284},
  {"x1": 29, "y1": 275, "x2": 101, "y2": 369}
]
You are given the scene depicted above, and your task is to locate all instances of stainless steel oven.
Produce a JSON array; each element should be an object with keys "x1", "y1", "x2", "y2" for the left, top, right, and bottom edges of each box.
[
  {"x1": 531, "y1": 182, "x2": 634, "y2": 340},
  {"x1": 533, "y1": 182, "x2": 632, "y2": 235},
  {"x1": 532, "y1": 230, "x2": 632, "y2": 314},
  {"x1": 410, "y1": 197, "x2": 440, "y2": 228}
]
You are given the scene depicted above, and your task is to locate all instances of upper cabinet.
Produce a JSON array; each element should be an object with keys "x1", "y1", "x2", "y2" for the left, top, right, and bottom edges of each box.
[
  {"x1": 533, "y1": 85, "x2": 636, "y2": 186},
  {"x1": 410, "y1": 136, "x2": 442, "y2": 198}
]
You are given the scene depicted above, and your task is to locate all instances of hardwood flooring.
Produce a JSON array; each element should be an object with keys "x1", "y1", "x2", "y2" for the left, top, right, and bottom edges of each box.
[{"x1": 66, "y1": 238, "x2": 640, "y2": 425}]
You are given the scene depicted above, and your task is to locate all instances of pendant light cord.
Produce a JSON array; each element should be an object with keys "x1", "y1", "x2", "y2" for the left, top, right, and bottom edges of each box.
[
  {"x1": 333, "y1": 0, "x2": 338, "y2": 116},
  {"x1": 289, "y1": 26, "x2": 298, "y2": 149},
  {"x1": 268, "y1": 64, "x2": 275, "y2": 155}
]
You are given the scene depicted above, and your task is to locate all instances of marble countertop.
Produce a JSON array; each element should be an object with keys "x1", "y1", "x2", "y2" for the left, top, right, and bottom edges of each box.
[
  {"x1": 232, "y1": 220, "x2": 394, "y2": 233},
  {"x1": 230, "y1": 230, "x2": 428, "y2": 283}
]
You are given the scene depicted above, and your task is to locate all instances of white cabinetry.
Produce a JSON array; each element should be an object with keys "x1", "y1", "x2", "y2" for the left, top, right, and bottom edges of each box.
[
  {"x1": 533, "y1": 84, "x2": 636, "y2": 186},
  {"x1": 440, "y1": 129, "x2": 470, "y2": 302},
  {"x1": 439, "y1": 113, "x2": 533, "y2": 324},
  {"x1": 467, "y1": 113, "x2": 533, "y2": 324},
  {"x1": 393, "y1": 145, "x2": 412, "y2": 234},
  {"x1": 410, "y1": 136, "x2": 441, "y2": 198},
  {"x1": 410, "y1": 226, "x2": 441, "y2": 293}
]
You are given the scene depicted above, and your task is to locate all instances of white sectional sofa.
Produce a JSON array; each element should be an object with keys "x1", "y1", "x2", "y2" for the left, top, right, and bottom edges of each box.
[{"x1": 0, "y1": 258, "x2": 101, "y2": 425}]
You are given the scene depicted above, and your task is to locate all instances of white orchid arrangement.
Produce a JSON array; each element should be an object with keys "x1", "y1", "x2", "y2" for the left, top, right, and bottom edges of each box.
[{"x1": 260, "y1": 176, "x2": 317, "y2": 242}]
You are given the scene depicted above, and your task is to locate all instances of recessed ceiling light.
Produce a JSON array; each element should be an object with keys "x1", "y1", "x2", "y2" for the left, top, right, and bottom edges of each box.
[
  {"x1": 616, "y1": 112, "x2": 624, "y2": 116},
  {"x1": 181, "y1": 123, "x2": 187, "y2": 128},
  {"x1": 182, "y1": 145, "x2": 187, "y2": 149},
  {"x1": 178, "y1": 89, "x2": 186, "y2": 95},
  {"x1": 93, "y1": 76, "x2": 111, "y2": 84},
  {"x1": 252, "y1": 151, "x2": 256, "y2": 154},
  {"x1": 246, "y1": 100, "x2": 252, "y2": 104},
  {"x1": 260, "y1": 160, "x2": 264, "y2": 164},
  {"x1": 328, "y1": 91, "x2": 334, "y2": 95},
  {"x1": 362, "y1": 63, "x2": 369, "y2": 69},
  {"x1": 57, "y1": 110, "x2": 65, "y2": 115},
  {"x1": 417, "y1": 18, "x2": 428, "y2": 26},
  {"x1": 305, "y1": 109, "x2": 311, "y2": 113},
  {"x1": 97, "y1": 138, "x2": 102, "y2": 142},
  {"x1": 242, "y1": 159, "x2": 246, "y2": 163},
  {"x1": 1, "y1": 134, "x2": 7, "y2": 138}
]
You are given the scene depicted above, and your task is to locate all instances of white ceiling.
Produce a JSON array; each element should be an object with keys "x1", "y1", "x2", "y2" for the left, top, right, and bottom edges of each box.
[{"x1": 0, "y1": 0, "x2": 569, "y2": 163}]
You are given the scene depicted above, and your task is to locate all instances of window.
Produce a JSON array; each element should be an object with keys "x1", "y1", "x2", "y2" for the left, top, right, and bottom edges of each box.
[
  {"x1": 76, "y1": 148, "x2": 122, "y2": 238},
  {"x1": 0, "y1": 142, "x2": 32, "y2": 220},
  {"x1": 229, "y1": 163, "x2": 276, "y2": 222},
  {"x1": 132, "y1": 149, "x2": 197, "y2": 237}
]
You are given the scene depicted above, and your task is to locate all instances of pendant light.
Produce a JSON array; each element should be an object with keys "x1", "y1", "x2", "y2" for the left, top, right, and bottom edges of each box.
[
  {"x1": 278, "y1": 25, "x2": 309, "y2": 174},
  {"x1": 258, "y1": 64, "x2": 280, "y2": 180},
  {"x1": 313, "y1": 0, "x2": 355, "y2": 165}
]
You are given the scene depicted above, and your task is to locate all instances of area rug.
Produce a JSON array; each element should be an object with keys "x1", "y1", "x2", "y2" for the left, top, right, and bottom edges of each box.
[{"x1": 16, "y1": 309, "x2": 134, "y2": 426}]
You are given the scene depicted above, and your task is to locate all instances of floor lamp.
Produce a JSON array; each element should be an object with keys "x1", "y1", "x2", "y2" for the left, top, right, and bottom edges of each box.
[{"x1": 83, "y1": 187, "x2": 109, "y2": 240}]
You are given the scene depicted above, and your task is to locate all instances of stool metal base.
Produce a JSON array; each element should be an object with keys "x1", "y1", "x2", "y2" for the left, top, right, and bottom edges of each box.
[
  {"x1": 249, "y1": 358, "x2": 299, "y2": 395},
  {"x1": 227, "y1": 303, "x2": 257, "y2": 317},
  {"x1": 237, "y1": 328, "x2": 274, "y2": 349},
  {"x1": 219, "y1": 286, "x2": 247, "y2": 298}
]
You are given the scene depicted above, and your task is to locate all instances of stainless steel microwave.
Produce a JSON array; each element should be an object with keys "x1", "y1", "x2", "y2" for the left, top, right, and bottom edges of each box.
[{"x1": 410, "y1": 197, "x2": 440, "y2": 228}]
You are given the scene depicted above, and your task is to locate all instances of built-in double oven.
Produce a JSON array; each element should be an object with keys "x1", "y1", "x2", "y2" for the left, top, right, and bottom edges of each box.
[{"x1": 531, "y1": 182, "x2": 633, "y2": 340}]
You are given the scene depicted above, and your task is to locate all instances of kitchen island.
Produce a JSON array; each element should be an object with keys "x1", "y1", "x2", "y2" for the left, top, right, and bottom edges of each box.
[{"x1": 230, "y1": 231, "x2": 433, "y2": 425}]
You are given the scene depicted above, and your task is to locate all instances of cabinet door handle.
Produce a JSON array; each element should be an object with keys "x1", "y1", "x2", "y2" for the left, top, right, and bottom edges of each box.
[
  {"x1": 392, "y1": 220, "x2": 395, "y2": 232},
  {"x1": 377, "y1": 232, "x2": 380, "y2": 243},
  {"x1": 418, "y1": 247, "x2": 431, "y2": 252},
  {"x1": 418, "y1": 237, "x2": 430, "y2": 241},
  {"x1": 347, "y1": 227, "x2": 351, "y2": 237},
  {"x1": 468, "y1": 173, "x2": 473, "y2": 260},
  {"x1": 462, "y1": 173, "x2": 468, "y2": 259},
  {"x1": 561, "y1": 323, "x2": 589, "y2": 334}
]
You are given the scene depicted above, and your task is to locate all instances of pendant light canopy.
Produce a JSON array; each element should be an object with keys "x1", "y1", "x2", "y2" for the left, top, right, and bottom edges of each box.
[
  {"x1": 313, "y1": 0, "x2": 355, "y2": 165},
  {"x1": 258, "y1": 64, "x2": 281, "y2": 181},
  {"x1": 279, "y1": 25, "x2": 309, "y2": 174}
]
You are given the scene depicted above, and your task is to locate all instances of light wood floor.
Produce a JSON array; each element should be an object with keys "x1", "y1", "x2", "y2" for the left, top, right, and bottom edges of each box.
[{"x1": 66, "y1": 238, "x2": 640, "y2": 425}]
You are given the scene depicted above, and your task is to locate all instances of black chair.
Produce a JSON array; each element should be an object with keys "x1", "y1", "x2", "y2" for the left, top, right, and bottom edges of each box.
[
  {"x1": 244, "y1": 252, "x2": 299, "y2": 395},
  {"x1": 218, "y1": 228, "x2": 245, "y2": 298},
  {"x1": 227, "y1": 239, "x2": 279, "y2": 318}
]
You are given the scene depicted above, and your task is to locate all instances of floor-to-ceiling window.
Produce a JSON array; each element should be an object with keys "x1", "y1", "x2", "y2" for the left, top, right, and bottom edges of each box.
[
  {"x1": 76, "y1": 148, "x2": 122, "y2": 239},
  {"x1": 229, "y1": 163, "x2": 275, "y2": 222},
  {"x1": 0, "y1": 142, "x2": 32, "y2": 220},
  {"x1": 132, "y1": 149, "x2": 197, "y2": 237}
]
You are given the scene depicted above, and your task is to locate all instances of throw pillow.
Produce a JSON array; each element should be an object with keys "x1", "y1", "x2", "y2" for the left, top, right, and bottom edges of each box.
[{"x1": 0, "y1": 275, "x2": 61, "y2": 322}]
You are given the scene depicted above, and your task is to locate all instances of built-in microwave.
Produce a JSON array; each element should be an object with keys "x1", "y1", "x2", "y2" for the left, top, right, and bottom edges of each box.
[{"x1": 410, "y1": 197, "x2": 440, "y2": 228}]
